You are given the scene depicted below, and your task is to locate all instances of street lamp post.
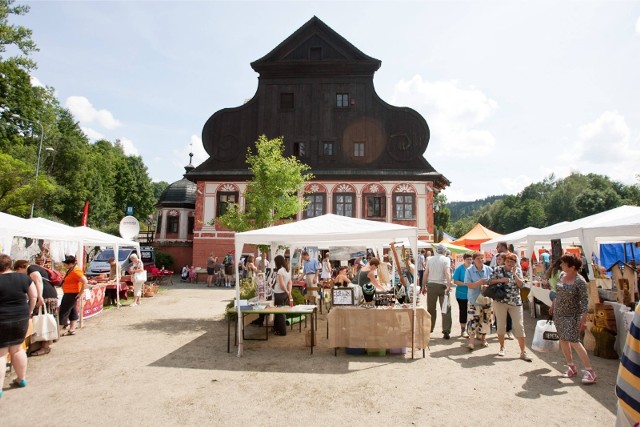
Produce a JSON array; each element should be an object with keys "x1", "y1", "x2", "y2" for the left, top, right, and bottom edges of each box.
[
  {"x1": 12, "y1": 114, "x2": 45, "y2": 218},
  {"x1": 433, "y1": 202, "x2": 440, "y2": 243}
]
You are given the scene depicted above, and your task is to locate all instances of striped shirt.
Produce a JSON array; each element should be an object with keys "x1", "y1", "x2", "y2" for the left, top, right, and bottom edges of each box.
[{"x1": 616, "y1": 303, "x2": 640, "y2": 425}]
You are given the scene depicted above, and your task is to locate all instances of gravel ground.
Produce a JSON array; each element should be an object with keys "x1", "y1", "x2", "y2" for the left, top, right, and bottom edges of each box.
[{"x1": 2, "y1": 279, "x2": 618, "y2": 426}]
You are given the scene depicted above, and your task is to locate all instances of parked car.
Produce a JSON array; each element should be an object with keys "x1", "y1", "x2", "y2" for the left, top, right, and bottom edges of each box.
[{"x1": 86, "y1": 246, "x2": 155, "y2": 277}]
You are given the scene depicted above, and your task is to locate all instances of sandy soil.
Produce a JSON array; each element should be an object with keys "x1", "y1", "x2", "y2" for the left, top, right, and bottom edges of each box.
[{"x1": 2, "y1": 279, "x2": 618, "y2": 426}]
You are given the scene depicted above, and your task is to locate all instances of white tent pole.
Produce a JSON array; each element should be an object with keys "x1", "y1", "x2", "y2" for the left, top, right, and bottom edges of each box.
[
  {"x1": 115, "y1": 244, "x2": 120, "y2": 308},
  {"x1": 235, "y1": 241, "x2": 243, "y2": 357},
  {"x1": 410, "y1": 236, "x2": 418, "y2": 360}
]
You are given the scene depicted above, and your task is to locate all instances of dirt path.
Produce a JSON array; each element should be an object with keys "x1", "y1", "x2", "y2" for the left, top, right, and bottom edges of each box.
[{"x1": 2, "y1": 280, "x2": 618, "y2": 426}]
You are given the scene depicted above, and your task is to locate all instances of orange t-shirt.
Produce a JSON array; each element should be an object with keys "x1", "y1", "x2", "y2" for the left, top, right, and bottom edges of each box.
[{"x1": 62, "y1": 266, "x2": 85, "y2": 294}]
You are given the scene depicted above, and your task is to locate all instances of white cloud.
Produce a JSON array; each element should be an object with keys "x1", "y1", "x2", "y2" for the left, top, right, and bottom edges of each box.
[
  {"x1": 30, "y1": 75, "x2": 44, "y2": 88},
  {"x1": 65, "y1": 96, "x2": 121, "y2": 130},
  {"x1": 117, "y1": 137, "x2": 139, "y2": 156},
  {"x1": 636, "y1": 16, "x2": 640, "y2": 33},
  {"x1": 390, "y1": 75, "x2": 498, "y2": 159},
  {"x1": 558, "y1": 111, "x2": 640, "y2": 184},
  {"x1": 82, "y1": 127, "x2": 106, "y2": 141},
  {"x1": 167, "y1": 135, "x2": 208, "y2": 176}
]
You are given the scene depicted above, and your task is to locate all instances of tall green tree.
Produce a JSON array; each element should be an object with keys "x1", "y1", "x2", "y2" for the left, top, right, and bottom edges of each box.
[
  {"x1": 217, "y1": 135, "x2": 312, "y2": 231},
  {"x1": 0, "y1": 0, "x2": 38, "y2": 71}
]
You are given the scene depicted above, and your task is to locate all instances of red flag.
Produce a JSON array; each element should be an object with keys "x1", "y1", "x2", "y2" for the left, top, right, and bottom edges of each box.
[{"x1": 81, "y1": 201, "x2": 90, "y2": 226}]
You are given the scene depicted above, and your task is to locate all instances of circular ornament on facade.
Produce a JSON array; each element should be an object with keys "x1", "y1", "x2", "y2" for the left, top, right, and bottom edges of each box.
[
  {"x1": 214, "y1": 134, "x2": 242, "y2": 161},
  {"x1": 387, "y1": 133, "x2": 419, "y2": 162}
]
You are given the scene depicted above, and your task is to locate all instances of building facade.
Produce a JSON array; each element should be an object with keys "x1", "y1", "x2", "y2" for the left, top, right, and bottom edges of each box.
[{"x1": 184, "y1": 17, "x2": 449, "y2": 267}]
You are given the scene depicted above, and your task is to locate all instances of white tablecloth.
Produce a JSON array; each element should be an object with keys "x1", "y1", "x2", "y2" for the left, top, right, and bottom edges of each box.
[{"x1": 528, "y1": 286, "x2": 552, "y2": 307}]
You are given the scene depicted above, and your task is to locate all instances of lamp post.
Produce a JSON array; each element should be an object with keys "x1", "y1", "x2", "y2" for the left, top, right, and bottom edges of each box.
[
  {"x1": 11, "y1": 114, "x2": 46, "y2": 218},
  {"x1": 433, "y1": 202, "x2": 440, "y2": 243}
]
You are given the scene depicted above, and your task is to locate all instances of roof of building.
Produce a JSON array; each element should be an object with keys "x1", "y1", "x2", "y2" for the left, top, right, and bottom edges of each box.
[{"x1": 157, "y1": 155, "x2": 197, "y2": 208}]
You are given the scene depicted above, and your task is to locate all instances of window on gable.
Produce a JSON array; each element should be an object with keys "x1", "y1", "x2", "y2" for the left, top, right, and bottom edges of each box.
[
  {"x1": 156, "y1": 215, "x2": 162, "y2": 233},
  {"x1": 217, "y1": 191, "x2": 238, "y2": 217},
  {"x1": 294, "y1": 142, "x2": 306, "y2": 157},
  {"x1": 393, "y1": 193, "x2": 415, "y2": 220},
  {"x1": 334, "y1": 193, "x2": 355, "y2": 217},
  {"x1": 187, "y1": 216, "x2": 195, "y2": 234},
  {"x1": 280, "y1": 93, "x2": 294, "y2": 109},
  {"x1": 364, "y1": 194, "x2": 386, "y2": 219},
  {"x1": 354, "y1": 142, "x2": 365, "y2": 157},
  {"x1": 322, "y1": 142, "x2": 334, "y2": 156},
  {"x1": 336, "y1": 93, "x2": 349, "y2": 108},
  {"x1": 304, "y1": 193, "x2": 325, "y2": 218}
]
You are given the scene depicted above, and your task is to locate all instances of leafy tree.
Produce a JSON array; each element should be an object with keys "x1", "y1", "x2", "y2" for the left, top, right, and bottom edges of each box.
[
  {"x1": 0, "y1": 0, "x2": 38, "y2": 71},
  {"x1": 152, "y1": 181, "x2": 169, "y2": 200},
  {"x1": 217, "y1": 135, "x2": 312, "y2": 231},
  {"x1": 433, "y1": 193, "x2": 450, "y2": 241},
  {"x1": 0, "y1": 153, "x2": 54, "y2": 215}
]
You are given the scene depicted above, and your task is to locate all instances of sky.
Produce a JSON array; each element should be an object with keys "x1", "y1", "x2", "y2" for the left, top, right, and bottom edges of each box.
[{"x1": 15, "y1": 0, "x2": 640, "y2": 202}]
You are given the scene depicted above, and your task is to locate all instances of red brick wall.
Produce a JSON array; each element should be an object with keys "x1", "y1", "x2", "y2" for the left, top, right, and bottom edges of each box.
[{"x1": 155, "y1": 245, "x2": 193, "y2": 271}]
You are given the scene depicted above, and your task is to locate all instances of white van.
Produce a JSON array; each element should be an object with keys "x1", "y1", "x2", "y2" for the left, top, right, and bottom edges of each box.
[{"x1": 85, "y1": 246, "x2": 156, "y2": 277}]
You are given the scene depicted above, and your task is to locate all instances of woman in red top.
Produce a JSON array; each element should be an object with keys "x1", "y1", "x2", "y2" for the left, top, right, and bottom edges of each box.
[{"x1": 58, "y1": 255, "x2": 87, "y2": 336}]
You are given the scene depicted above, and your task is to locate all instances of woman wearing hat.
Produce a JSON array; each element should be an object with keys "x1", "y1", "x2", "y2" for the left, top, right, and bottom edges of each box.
[{"x1": 59, "y1": 255, "x2": 87, "y2": 336}]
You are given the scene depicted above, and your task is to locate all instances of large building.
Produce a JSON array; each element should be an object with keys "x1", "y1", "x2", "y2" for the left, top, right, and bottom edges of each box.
[{"x1": 169, "y1": 16, "x2": 449, "y2": 266}]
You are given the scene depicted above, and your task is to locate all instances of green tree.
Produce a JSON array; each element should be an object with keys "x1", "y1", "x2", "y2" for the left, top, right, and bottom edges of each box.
[
  {"x1": 0, "y1": 0, "x2": 38, "y2": 71},
  {"x1": 433, "y1": 193, "x2": 450, "y2": 241},
  {"x1": 217, "y1": 135, "x2": 312, "y2": 231},
  {"x1": 0, "y1": 153, "x2": 54, "y2": 215},
  {"x1": 152, "y1": 181, "x2": 169, "y2": 201}
]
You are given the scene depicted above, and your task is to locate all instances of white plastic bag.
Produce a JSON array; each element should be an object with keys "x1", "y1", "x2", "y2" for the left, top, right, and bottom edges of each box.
[
  {"x1": 531, "y1": 319, "x2": 560, "y2": 352},
  {"x1": 442, "y1": 294, "x2": 450, "y2": 314},
  {"x1": 32, "y1": 304, "x2": 58, "y2": 342}
]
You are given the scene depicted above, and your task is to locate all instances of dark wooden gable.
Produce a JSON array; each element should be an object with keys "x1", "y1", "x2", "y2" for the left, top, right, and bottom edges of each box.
[{"x1": 187, "y1": 16, "x2": 449, "y2": 190}]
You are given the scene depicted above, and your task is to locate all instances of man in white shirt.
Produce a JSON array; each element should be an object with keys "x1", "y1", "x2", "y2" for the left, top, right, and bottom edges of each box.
[
  {"x1": 422, "y1": 244, "x2": 452, "y2": 339},
  {"x1": 417, "y1": 249, "x2": 426, "y2": 291}
]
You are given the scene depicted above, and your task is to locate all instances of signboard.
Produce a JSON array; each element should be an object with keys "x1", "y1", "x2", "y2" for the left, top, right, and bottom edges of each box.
[
  {"x1": 125, "y1": 206, "x2": 134, "y2": 215},
  {"x1": 119, "y1": 216, "x2": 140, "y2": 240},
  {"x1": 332, "y1": 287, "x2": 355, "y2": 306}
]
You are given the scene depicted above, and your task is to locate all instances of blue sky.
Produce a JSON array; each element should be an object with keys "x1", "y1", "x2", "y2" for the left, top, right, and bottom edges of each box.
[{"x1": 18, "y1": 0, "x2": 640, "y2": 201}]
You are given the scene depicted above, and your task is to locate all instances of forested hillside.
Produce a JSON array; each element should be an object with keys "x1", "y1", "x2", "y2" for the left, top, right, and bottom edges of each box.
[
  {"x1": 444, "y1": 173, "x2": 640, "y2": 239},
  {"x1": 448, "y1": 195, "x2": 505, "y2": 221}
]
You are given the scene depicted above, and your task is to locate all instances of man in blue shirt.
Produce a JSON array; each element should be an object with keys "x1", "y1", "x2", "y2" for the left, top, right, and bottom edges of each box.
[
  {"x1": 302, "y1": 251, "x2": 321, "y2": 298},
  {"x1": 452, "y1": 253, "x2": 472, "y2": 337},
  {"x1": 540, "y1": 249, "x2": 551, "y2": 271}
]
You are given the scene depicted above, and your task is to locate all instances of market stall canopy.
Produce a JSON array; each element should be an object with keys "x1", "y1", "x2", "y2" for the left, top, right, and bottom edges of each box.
[
  {"x1": 0, "y1": 212, "x2": 30, "y2": 255},
  {"x1": 523, "y1": 205, "x2": 640, "y2": 269},
  {"x1": 431, "y1": 241, "x2": 473, "y2": 255},
  {"x1": 235, "y1": 214, "x2": 418, "y2": 249},
  {"x1": 480, "y1": 226, "x2": 540, "y2": 253},
  {"x1": 451, "y1": 223, "x2": 502, "y2": 250},
  {"x1": 233, "y1": 213, "x2": 420, "y2": 356}
]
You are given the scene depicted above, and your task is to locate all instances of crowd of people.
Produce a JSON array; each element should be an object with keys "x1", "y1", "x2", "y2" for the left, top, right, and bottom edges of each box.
[{"x1": 421, "y1": 242, "x2": 596, "y2": 384}]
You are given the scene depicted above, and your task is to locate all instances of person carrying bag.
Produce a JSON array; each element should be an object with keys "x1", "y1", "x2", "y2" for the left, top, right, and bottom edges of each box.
[{"x1": 32, "y1": 304, "x2": 58, "y2": 342}]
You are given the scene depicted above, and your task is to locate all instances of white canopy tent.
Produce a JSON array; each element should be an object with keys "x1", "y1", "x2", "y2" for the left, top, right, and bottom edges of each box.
[
  {"x1": 523, "y1": 206, "x2": 640, "y2": 273},
  {"x1": 479, "y1": 226, "x2": 540, "y2": 254},
  {"x1": 233, "y1": 214, "x2": 420, "y2": 357}
]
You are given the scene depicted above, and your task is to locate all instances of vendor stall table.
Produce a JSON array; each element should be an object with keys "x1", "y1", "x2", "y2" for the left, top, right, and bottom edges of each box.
[
  {"x1": 227, "y1": 305, "x2": 317, "y2": 355},
  {"x1": 327, "y1": 306, "x2": 431, "y2": 358},
  {"x1": 527, "y1": 285, "x2": 552, "y2": 317}
]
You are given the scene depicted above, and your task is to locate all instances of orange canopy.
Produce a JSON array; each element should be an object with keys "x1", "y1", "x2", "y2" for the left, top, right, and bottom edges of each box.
[{"x1": 451, "y1": 223, "x2": 503, "y2": 250}]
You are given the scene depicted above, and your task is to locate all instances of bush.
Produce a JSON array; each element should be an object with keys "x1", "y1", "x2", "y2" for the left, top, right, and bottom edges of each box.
[{"x1": 154, "y1": 251, "x2": 173, "y2": 269}]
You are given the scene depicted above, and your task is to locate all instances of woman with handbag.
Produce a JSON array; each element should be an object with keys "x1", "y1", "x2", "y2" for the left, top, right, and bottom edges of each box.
[
  {"x1": 13, "y1": 260, "x2": 58, "y2": 356},
  {"x1": 550, "y1": 254, "x2": 596, "y2": 384},
  {"x1": 464, "y1": 252, "x2": 493, "y2": 351},
  {"x1": 488, "y1": 252, "x2": 531, "y2": 361},
  {"x1": 0, "y1": 254, "x2": 37, "y2": 395},
  {"x1": 128, "y1": 253, "x2": 145, "y2": 307},
  {"x1": 59, "y1": 255, "x2": 88, "y2": 335}
]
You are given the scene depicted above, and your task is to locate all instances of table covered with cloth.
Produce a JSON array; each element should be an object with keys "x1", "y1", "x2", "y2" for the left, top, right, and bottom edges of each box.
[{"x1": 327, "y1": 306, "x2": 430, "y2": 356}]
